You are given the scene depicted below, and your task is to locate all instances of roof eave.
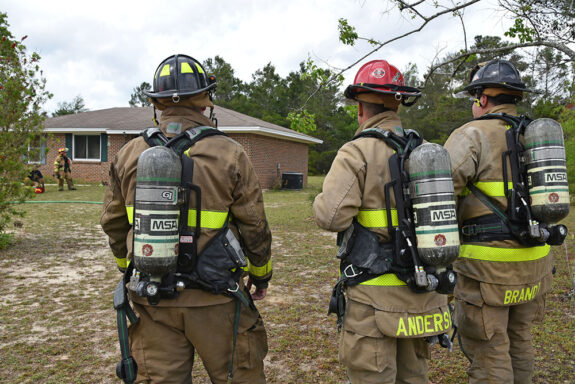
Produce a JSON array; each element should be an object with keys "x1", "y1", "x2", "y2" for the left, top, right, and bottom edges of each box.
[
  {"x1": 43, "y1": 126, "x2": 323, "y2": 144},
  {"x1": 221, "y1": 126, "x2": 323, "y2": 144}
]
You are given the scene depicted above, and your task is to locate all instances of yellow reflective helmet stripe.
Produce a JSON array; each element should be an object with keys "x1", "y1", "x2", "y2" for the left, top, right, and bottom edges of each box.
[
  {"x1": 159, "y1": 64, "x2": 171, "y2": 77},
  {"x1": 357, "y1": 209, "x2": 399, "y2": 228},
  {"x1": 360, "y1": 273, "x2": 407, "y2": 286},
  {"x1": 459, "y1": 244, "x2": 550, "y2": 262},
  {"x1": 195, "y1": 62, "x2": 205, "y2": 74},
  {"x1": 460, "y1": 181, "x2": 513, "y2": 197},
  {"x1": 181, "y1": 62, "x2": 194, "y2": 74},
  {"x1": 125, "y1": 206, "x2": 227, "y2": 230},
  {"x1": 248, "y1": 260, "x2": 272, "y2": 278}
]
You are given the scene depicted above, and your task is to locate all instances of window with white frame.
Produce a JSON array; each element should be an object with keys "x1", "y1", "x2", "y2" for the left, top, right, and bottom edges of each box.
[
  {"x1": 74, "y1": 134, "x2": 100, "y2": 160},
  {"x1": 27, "y1": 135, "x2": 47, "y2": 164}
]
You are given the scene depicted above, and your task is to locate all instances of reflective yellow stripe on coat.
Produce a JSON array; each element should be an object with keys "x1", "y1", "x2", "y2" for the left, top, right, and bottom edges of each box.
[
  {"x1": 357, "y1": 208, "x2": 398, "y2": 228},
  {"x1": 115, "y1": 257, "x2": 129, "y2": 269},
  {"x1": 360, "y1": 273, "x2": 407, "y2": 286},
  {"x1": 247, "y1": 260, "x2": 273, "y2": 278},
  {"x1": 125, "y1": 206, "x2": 227, "y2": 229},
  {"x1": 460, "y1": 181, "x2": 513, "y2": 197},
  {"x1": 459, "y1": 244, "x2": 550, "y2": 262},
  {"x1": 356, "y1": 209, "x2": 406, "y2": 286}
]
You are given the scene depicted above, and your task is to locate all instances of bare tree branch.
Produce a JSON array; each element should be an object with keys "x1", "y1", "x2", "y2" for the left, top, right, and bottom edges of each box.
[
  {"x1": 301, "y1": 0, "x2": 482, "y2": 107},
  {"x1": 302, "y1": 0, "x2": 575, "y2": 108},
  {"x1": 422, "y1": 39, "x2": 575, "y2": 90},
  {"x1": 341, "y1": 0, "x2": 482, "y2": 76}
]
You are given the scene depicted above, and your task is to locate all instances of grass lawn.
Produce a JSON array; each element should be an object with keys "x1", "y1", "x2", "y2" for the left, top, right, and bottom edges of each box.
[{"x1": 0, "y1": 177, "x2": 573, "y2": 383}]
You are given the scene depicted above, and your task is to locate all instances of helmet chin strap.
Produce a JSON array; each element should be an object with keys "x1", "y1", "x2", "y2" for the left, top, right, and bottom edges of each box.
[
  {"x1": 209, "y1": 106, "x2": 218, "y2": 128},
  {"x1": 153, "y1": 106, "x2": 159, "y2": 126}
]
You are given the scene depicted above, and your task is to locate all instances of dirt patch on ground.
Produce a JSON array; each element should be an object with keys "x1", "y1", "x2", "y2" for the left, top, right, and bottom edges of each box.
[{"x1": 1, "y1": 192, "x2": 574, "y2": 383}]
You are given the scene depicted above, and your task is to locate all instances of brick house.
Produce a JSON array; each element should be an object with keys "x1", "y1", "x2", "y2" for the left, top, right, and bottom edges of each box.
[{"x1": 35, "y1": 106, "x2": 321, "y2": 189}]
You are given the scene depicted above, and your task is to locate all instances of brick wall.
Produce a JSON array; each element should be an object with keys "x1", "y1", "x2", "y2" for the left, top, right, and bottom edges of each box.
[
  {"x1": 231, "y1": 134, "x2": 308, "y2": 189},
  {"x1": 36, "y1": 134, "x2": 134, "y2": 184},
  {"x1": 38, "y1": 133, "x2": 309, "y2": 189}
]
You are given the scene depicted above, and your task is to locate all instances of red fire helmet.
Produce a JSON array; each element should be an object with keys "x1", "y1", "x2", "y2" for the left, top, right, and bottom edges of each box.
[{"x1": 344, "y1": 60, "x2": 421, "y2": 106}]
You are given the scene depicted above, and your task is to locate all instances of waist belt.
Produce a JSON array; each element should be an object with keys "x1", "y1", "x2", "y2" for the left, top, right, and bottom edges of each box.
[{"x1": 461, "y1": 214, "x2": 515, "y2": 242}]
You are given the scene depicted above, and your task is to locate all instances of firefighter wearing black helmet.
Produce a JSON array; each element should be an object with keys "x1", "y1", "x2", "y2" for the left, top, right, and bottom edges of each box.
[
  {"x1": 445, "y1": 59, "x2": 551, "y2": 383},
  {"x1": 314, "y1": 60, "x2": 451, "y2": 383},
  {"x1": 101, "y1": 54, "x2": 272, "y2": 383}
]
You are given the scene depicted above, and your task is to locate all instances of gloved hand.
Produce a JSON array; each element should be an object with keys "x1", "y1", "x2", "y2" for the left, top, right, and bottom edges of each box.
[{"x1": 246, "y1": 277, "x2": 267, "y2": 300}]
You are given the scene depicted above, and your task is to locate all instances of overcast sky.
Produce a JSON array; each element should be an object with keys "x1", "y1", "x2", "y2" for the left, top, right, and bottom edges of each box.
[{"x1": 2, "y1": 0, "x2": 512, "y2": 113}]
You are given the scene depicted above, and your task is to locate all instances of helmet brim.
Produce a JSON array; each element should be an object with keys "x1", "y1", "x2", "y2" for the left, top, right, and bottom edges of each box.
[
  {"x1": 144, "y1": 83, "x2": 217, "y2": 99},
  {"x1": 345, "y1": 84, "x2": 422, "y2": 100},
  {"x1": 462, "y1": 81, "x2": 533, "y2": 93}
]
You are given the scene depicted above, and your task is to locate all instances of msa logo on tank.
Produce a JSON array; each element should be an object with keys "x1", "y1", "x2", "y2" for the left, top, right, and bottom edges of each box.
[
  {"x1": 151, "y1": 217, "x2": 178, "y2": 231},
  {"x1": 413, "y1": 207, "x2": 456, "y2": 223},
  {"x1": 545, "y1": 172, "x2": 567, "y2": 182},
  {"x1": 430, "y1": 208, "x2": 456, "y2": 222},
  {"x1": 135, "y1": 212, "x2": 180, "y2": 234}
]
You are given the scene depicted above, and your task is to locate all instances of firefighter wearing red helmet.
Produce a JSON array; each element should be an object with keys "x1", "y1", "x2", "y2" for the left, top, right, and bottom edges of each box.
[
  {"x1": 101, "y1": 54, "x2": 272, "y2": 383},
  {"x1": 53, "y1": 147, "x2": 76, "y2": 191},
  {"x1": 445, "y1": 59, "x2": 551, "y2": 383},
  {"x1": 314, "y1": 60, "x2": 450, "y2": 383}
]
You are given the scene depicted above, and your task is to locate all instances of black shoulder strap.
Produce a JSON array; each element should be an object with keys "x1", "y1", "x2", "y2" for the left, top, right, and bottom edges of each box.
[
  {"x1": 353, "y1": 127, "x2": 423, "y2": 154},
  {"x1": 165, "y1": 126, "x2": 227, "y2": 157},
  {"x1": 469, "y1": 113, "x2": 532, "y2": 218},
  {"x1": 474, "y1": 112, "x2": 532, "y2": 130},
  {"x1": 140, "y1": 126, "x2": 227, "y2": 155},
  {"x1": 140, "y1": 127, "x2": 169, "y2": 147}
]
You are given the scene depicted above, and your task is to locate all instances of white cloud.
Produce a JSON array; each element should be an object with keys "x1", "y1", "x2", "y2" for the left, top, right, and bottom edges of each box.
[{"x1": 2, "y1": 0, "x2": 513, "y2": 113}]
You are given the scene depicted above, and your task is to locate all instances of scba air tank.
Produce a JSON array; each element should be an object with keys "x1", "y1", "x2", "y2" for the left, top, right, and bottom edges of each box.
[
  {"x1": 133, "y1": 146, "x2": 181, "y2": 281},
  {"x1": 408, "y1": 143, "x2": 460, "y2": 266},
  {"x1": 524, "y1": 118, "x2": 570, "y2": 223}
]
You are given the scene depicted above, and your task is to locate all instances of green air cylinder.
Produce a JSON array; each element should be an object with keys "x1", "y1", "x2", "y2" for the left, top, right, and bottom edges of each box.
[
  {"x1": 524, "y1": 118, "x2": 570, "y2": 223},
  {"x1": 408, "y1": 143, "x2": 460, "y2": 266},
  {"x1": 133, "y1": 146, "x2": 181, "y2": 281}
]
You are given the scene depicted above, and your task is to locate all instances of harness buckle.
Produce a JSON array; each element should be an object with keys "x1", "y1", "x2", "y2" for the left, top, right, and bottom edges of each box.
[
  {"x1": 227, "y1": 282, "x2": 240, "y2": 294},
  {"x1": 343, "y1": 264, "x2": 362, "y2": 279},
  {"x1": 461, "y1": 225, "x2": 478, "y2": 236}
]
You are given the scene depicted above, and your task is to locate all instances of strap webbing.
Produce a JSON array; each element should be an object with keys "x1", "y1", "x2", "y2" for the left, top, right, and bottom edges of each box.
[
  {"x1": 166, "y1": 126, "x2": 227, "y2": 156},
  {"x1": 113, "y1": 276, "x2": 139, "y2": 384},
  {"x1": 227, "y1": 299, "x2": 242, "y2": 384},
  {"x1": 466, "y1": 182, "x2": 509, "y2": 223},
  {"x1": 328, "y1": 275, "x2": 348, "y2": 332},
  {"x1": 141, "y1": 127, "x2": 168, "y2": 147}
]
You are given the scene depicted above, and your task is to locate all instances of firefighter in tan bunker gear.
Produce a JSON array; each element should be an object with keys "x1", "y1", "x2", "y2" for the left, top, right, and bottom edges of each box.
[
  {"x1": 445, "y1": 59, "x2": 552, "y2": 383},
  {"x1": 314, "y1": 60, "x2": 451, "y2": 384},
  {"x1": 100, "y1": 54, "x2": 272, "y2": 384},
  {"x1": 53, "y1": 147, "x2": 76, "y2": 191}
]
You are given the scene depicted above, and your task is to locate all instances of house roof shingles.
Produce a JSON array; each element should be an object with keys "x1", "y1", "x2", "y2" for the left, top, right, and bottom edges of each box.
[{"x1": 43, "y1": 106, "x2": 321, "y2": 144}]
